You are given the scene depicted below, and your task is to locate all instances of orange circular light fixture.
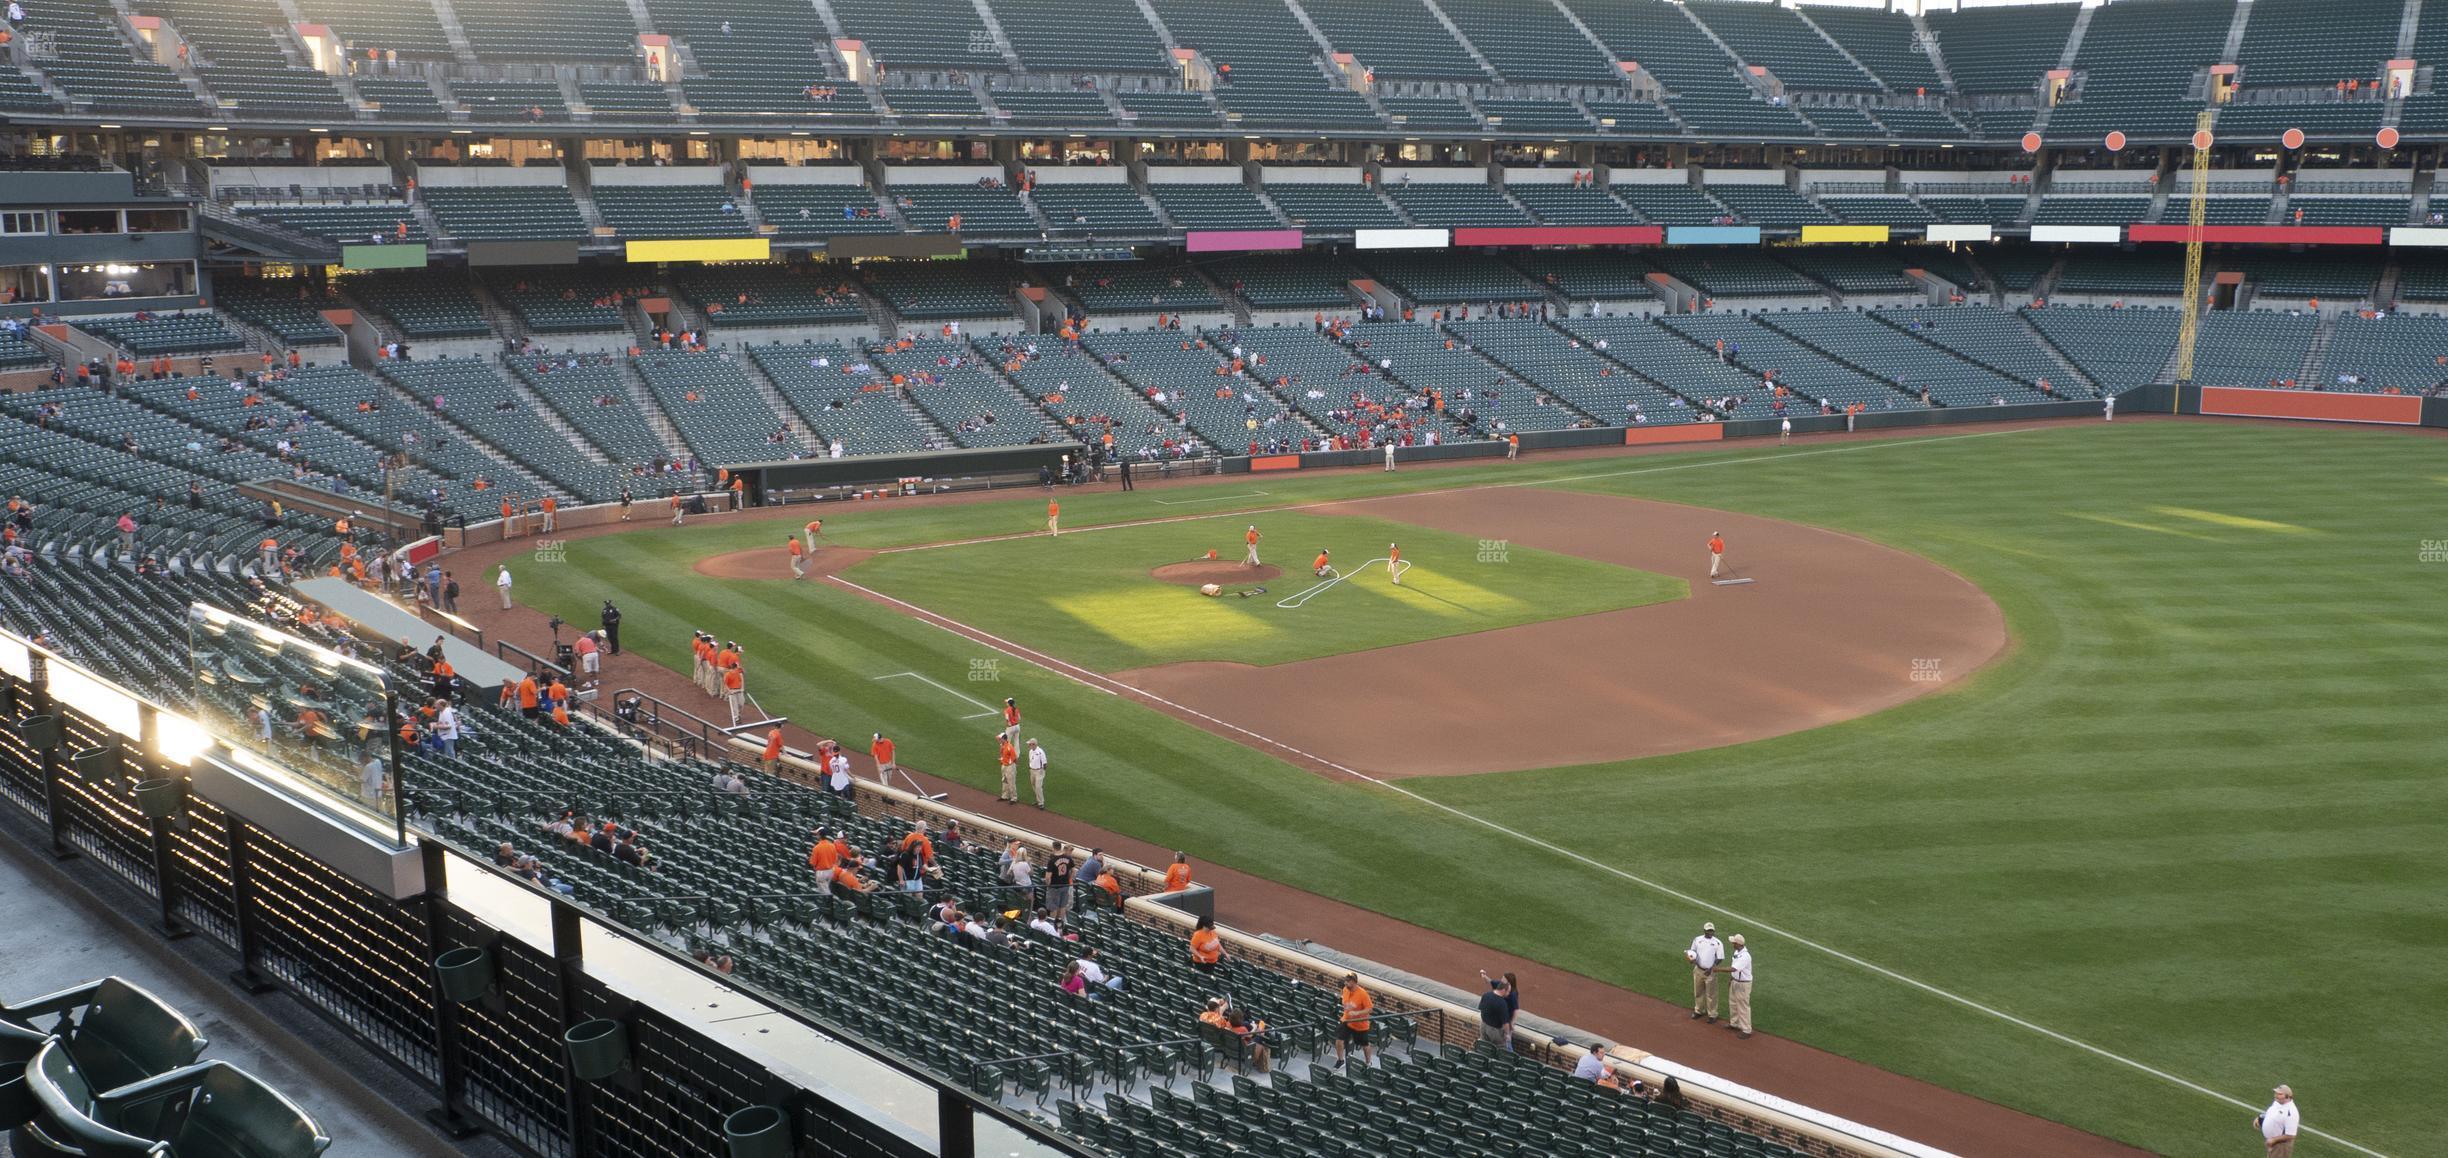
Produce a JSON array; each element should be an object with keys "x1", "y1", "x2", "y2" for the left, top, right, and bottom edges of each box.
[
  {"x1": 2377, "y1": 126, "x2": 2401, "y2": 149},
  {"x1": 2281, "y1": 128, "x2": 2306, "y2": 150},
  {"x1": 2021, "y1": 131, "x2": 2043, "y2": 153},
  {"x1": 2104, "y1": 131, "x2": 2127, "y2": 151},
  {"x1": 2191, "y1": 130, "x2": 2213, "y2": 150}
]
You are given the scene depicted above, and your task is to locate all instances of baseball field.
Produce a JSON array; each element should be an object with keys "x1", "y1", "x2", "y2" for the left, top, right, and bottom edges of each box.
[{"x1": 511, "y1": 419, "x2": 2445, "y2": 1158}]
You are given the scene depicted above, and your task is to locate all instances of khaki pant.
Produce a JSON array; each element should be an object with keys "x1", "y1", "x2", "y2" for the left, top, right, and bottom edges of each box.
[
  {"x1": 1245, "y1": 543, "x2": 1260, "y2": 565},
  {"x1": 1692, "y1": 966, "x2": 1719, "y2": 1018},
  {"x1": 1729, "y1": 979, "x2": 1752, "y2": 1034},
  {"x1": 1030, "y1": 764, "x2": 1045, "y2": 807},
  {"x1": 2267, "y1": 1140, "x2": 2293, "y2": 1158},
  {"x1": 1047, "y1": 516, "x2": 1058, "y2": 536},
  {"x1": 999, "y1": 761, "x2": 1017, "y2": 801},
  {"x1": 1710, "y1": 552, "x2": 1723, "y2": 577},
  {"x1": 498, "y1": 586, "x2": 512, "y2": 609}
]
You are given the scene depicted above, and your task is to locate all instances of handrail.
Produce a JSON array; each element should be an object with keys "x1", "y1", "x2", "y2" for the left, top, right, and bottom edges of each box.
[{"x1": 493, "y1": 637, "x2": 566, "y2": 678}]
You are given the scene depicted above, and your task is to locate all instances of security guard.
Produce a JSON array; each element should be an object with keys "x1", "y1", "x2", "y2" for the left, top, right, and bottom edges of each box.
[
  {"x1": 1685, "y1": 921, "x2": 1725, "y2": 1023},
  {"x1": 1725, "y1": 934, "x2": 1754, "y2": 1039}
]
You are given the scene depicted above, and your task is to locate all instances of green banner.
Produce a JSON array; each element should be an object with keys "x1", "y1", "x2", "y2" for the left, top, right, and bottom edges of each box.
[{"x1": 340, "y1": 243, "x2": 428, "y2": 271}]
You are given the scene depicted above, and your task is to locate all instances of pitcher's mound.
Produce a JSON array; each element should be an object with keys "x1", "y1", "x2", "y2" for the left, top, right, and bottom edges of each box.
[{"x1": 1153, "y1": 561, "x2": 1281, "y2": 587}]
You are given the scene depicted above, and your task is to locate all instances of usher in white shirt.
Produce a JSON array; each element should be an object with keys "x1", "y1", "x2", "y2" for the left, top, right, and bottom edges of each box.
[
  {"x1": 1729, "y1": 948, "x2": 1753, "y2": 983},
  {"x1": 1688, "y1": 935, "x2": 1723, "y2": 971}
]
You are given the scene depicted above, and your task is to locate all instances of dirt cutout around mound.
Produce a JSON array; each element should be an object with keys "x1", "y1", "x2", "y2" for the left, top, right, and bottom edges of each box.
[
  {"x1": 695, "y1": 545, "x2": 876, "y2": 581},
  {"x1": 1111, "y1": 487, "x2": 2009, "y2": 778},
  {"x1": 1151, "y1": 560, "x2": 1282, "y2": 586}
]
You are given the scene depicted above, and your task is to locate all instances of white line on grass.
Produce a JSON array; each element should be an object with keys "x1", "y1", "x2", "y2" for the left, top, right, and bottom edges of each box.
[
  {"x1": 871, "y1": 671, "x2": 1003, "y2": 719},
  {"x1": 1149, "y1": 490, "x2": 1271, "y2": 506},
  {"x1": 840, "y1": 423, "x2": 2387, "y2": 1157},
  {"x1": 877, "y1": 426, "x2": 2046, "y2": 555}
]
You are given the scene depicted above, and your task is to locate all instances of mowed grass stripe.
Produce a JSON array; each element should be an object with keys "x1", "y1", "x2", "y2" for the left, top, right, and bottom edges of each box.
[{"x1": 520, "y1": 422, "x2": 2438, "y2": 1158}]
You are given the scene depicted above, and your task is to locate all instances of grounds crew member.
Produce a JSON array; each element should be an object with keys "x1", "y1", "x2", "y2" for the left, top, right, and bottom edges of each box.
[
  {"x1": 1046, "y1": 498, "x2": 1059, "y2": 536},
  {"x1": 1244, "y1": 524, "x2": 1262, "y2": 566},
  {"x1": 1313, "y1": 549, "x2": 1337, "y2": 579},
  {"x1": 803, "y1": 518, "x2": 823, "y2": 552},
  {"x1": 871, "y1": 731, "x2": 898, "y2": 785},
  {"x1": 788, "y1": 534, "x2": 807, "y2": 579},
  {"x1": 1000, "y1": 697, "x2": 1021, "y2": 744},
  {"x1": 1388, "y1": 542, "x2": 1402, "y2": 586},
  {"x1": 1708, "y1": 531, "x2": 1727, "y2": 578},
  {"x1": 996, "y1": 735, "x2": 1020, "y2": 803},
  {"x1": 1686, "y1": 921, "x2": 1725, "y2": 1022},
  {"x1": 1724, "y1": 934, "x2": 1754, "y2": 1038}
]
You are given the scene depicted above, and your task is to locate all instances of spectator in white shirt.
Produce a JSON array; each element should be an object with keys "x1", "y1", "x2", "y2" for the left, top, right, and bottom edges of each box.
[
  {"x1": 2256, "y1": 1086, "x2": 2299, "y2": 1157},
  {"x1": 1073, "y1": 949, "x2": 1123, "y2": 992},
  {"x1": 1571, "y1": 1044, "x2": 1610, "y2": 1082}
]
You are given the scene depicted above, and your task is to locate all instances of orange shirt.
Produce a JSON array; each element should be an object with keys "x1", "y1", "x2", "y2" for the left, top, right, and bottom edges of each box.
[
  {"x1": 723, "y1": 668, "x2": 743, "y2": 691},
  {"x1": 550, "y1": 704, "x2": 570, "y2": 726},
  {"x1": 998, "y1": 739, "x2": 1018, "y2": 766},
  {"x1": 1047, "y1": 501, "x2": 1059, "y2": 518},
  {"x1": 1163, "y1": 863, "x2": 1192, "y2": 892},
  {"x1": 1246, "y1": 528, "x2": 1259, "y2": 545},
  {"x1": 807, "y1": 841, "x2": 840, "y2": 872},
  {"x1": 1313, "y1": 552, "x2": 1330, "y2": 571},
  {"x1": 788, "y1": 538, "x2": 804, "y2": 556},
  {"x1": 899, "y1": 832, "x2": 933, "y2": 862},
  {"x1": 871, "y1": 737, "x2": 895, "y2": 765},
  {"x1": 716, "y1": 647, "x2": 739, "y2": 671},
  {"x1": 433, "y1": 660, "x2": 455, "y2": 680},
  {"x1": 1388, "y1": 546, "x2": 1400, "y2": 564},
  {"x1": 1189, "y1": 928, "x2": 1222, "y2": 964},
  {"x1": 1708, "y1": 536, "x2": 1725, "y2": 556},
  {"x1": 517, "y1": 677, "x2": 540, "y2": 709},
  {"x1": 763, "y1": 731, "x2": 784, "y2": 760},
  {"x1": 546, "y1": 680, "x2": 567, "y2": 703},
  {"x1": 541, "y1": 497, "x2": 556, "y2": 513},
  {"x1": 1340, "y1": 984, "x2": 1373, "y2": 1031},
  {"x1": 805, "y1": 520, "x2": 821, "y2": 535}
]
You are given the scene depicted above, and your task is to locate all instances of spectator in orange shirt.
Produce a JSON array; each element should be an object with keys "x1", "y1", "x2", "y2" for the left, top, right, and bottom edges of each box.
[
  {"x1": 1336, "y1": 974, "x2": 1377, "y2": 1069},
  {"x1": 1188, "y1": 914, "x2": 1224, "y2": 972},
  {"x1": 761, "y1": 728, "x2": 784, "y2": 775},
  {"x1": 516, "y1": 673, "x2": 541, "y2": 720},
  {"x1": 1162, "y1": 852, "x2": 1192, "y2": 892},
  {"x1": 806, "y1": 826, "x2": 841, "y2": 894}
]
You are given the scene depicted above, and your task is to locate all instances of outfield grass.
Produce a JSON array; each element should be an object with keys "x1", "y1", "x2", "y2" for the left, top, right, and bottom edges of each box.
[
  {"x1": 519, "y1": 423, "x2": 2446, "y2": 1157},
  {"x1": 839, "y1": 512, "x2": 1684, "y2": 669}
]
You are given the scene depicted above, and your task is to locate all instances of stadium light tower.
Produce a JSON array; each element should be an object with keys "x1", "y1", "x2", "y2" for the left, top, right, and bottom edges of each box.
[{"x1": 2174, "y1": 110, "x2": 2214, "y2": 384}]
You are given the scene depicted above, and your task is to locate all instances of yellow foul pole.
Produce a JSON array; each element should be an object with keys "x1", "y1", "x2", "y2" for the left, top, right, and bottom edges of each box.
[{"x1": 2174, "y1": 110, "x2": 2214, "y2": 384}]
